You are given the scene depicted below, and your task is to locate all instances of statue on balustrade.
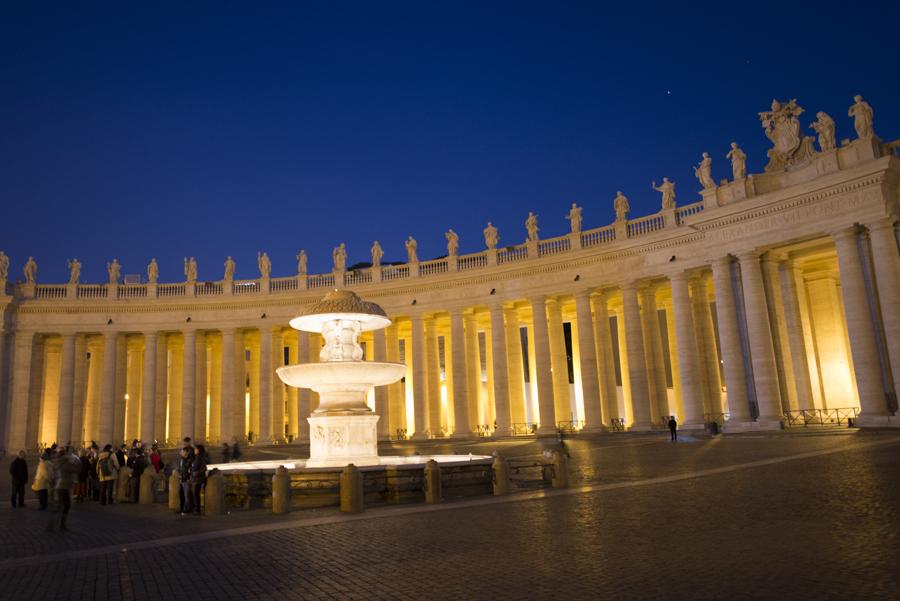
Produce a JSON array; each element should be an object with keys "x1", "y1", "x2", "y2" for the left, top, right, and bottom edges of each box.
[
  {"x1": 525, "y1": 212, "x2": 539, "y2": 242},
  {"x1": 107, "y1": 259, "x2": 121, "y2": 284},
  {"x1": 405, "y1": 236, "x2": 418, "y2": 263},
  {"x1": 848, "y1": 95, "x2": 874, "y2": 139},
  {"x1": 332, "y1": 244, "x2": 347, "y2": 272},
  {"x1": 371, "y1": 241, "x2": 383, "y2": 266},
  {"x1": 614, "y1": 191, "x2": 630, "y2": 222},
  {"x1": 566, "y1": 203, "x2": 582, "y2": 233},
  {"x1": 759, "y1": 99, "x2": 815, "y2": 171},
  {"x1": 445, "y1": 229, "x2": 459, "y2": 256},
  {"x1": 652, "y1": 178, "x2": 676, "y2": 210},
  {"x1": 0, "y1": 251, "x2": 8, "y2": 282},
  {"x1": 257, "y1": 251, "x2": 271, "y2": 278},
  {"x1": 184, "y1": 257, "x2": 198, "y2": 283},
  {"x1": 726, "y1": 143, "x2": 747, "y2": 180},
  {"x1": 67, "y1": 258, "x2": 81, "y2": 285},
  {"x1": 483, "y1": 222, "x2": 499, "y2": 249},
  {"x1": 147, "y1": 258, "x2": 159, "y2": 284},
  {"x1": 810, "y1": 112, "x2": 836, "y2": 152},
  {"x1": 693, "y1": 153, "x2": 716, "y2": 189},
  {"x1": 23, "y1": 256, "x2": 37, "y2": 284},
  {"x1": 224, "y1": 256, "x2": 235, "y2": 281},
  {"x1": 296, "y1": 250, "x2": 308, "y2": 275}
]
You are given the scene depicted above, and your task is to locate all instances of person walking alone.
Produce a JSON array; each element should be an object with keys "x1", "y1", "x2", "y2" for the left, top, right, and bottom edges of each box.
[
  {"x1": 96, "y1": 444, "x2": 119, "y2": 505},
  {"x1": 48, "y1": 446, "x2": 79, "y2": 531},
  {"x1": 668, "y1": 416, "x2": 678, "y2": 442},
  {"x1": 9, "y1": 450, "x2": 28, "y2": 508}
]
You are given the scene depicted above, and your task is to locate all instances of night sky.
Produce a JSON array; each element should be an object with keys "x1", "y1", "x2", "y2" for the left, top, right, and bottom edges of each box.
[{"x1": 2, "y1": 2, "x2": 899, "y2": 283}]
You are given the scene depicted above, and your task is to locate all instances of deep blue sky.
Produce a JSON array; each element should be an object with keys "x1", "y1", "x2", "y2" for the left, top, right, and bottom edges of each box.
[{"x1": 2, "y1": 2, "x2": 899, "y2": 283}]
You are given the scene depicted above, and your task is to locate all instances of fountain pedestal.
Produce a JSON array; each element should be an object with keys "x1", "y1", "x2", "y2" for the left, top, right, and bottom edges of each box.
[{"x1": 307, "y1": 413, "x2": 380, "y2": 468}]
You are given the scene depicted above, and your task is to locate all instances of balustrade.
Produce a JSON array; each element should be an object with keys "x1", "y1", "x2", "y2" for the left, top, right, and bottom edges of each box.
[
  {"x1": 35, "y1": 285, "x2": 67, "y2": 299},
  {"x1": 498, "y1": 245, "x2": 528, "y2": 264},
  {"x1": 458, "y1": 252, "x2": 487, "y2": 270},
  {"x1": 538, "y1": 236, "x2": 570, "y2": 256},
  {"x1": 157, "y1": 283, "x2": 185, "y2": 297},
  {"x1": 195, "y1": 282, "x2": 222, "y2": 296},
  {"x1": 77, "y1": 285, "x2": 107, "y2": 299},
  {"x1": 233, "y1": 280, "x2": 259, "y2": 295},
  {"x1": 118, "y1": 284, "x2": 148, "y2": 299},
  {"x1": 419, "y1": 258, "x2": 448, "y2": 276},
  {"x1": 344, "y1": 270, "x2": 373, "y2": 285},
  {"x1": 581, "y1": 225, "x2": 616, "y2": 248},
  {"x1": 675, "y1": 201, "x2": 704, "y2": 224},
  {"x1": 307, "y1": 273, "x2": 335, "y2": 289},
  {"x1": 382, "y1": 265, "x2": 409, "y2": 281},
  {"x1": 626, "y1": 214, "x2": 665, "y2": 237},
  {"x1": 271, "y1": 276, "x2": 299, "y2": 292}
]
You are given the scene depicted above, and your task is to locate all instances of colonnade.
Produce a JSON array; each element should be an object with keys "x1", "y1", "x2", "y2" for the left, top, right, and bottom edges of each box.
[{"x1": 2, "y1": 222, "x2": 899, "y2": 450}]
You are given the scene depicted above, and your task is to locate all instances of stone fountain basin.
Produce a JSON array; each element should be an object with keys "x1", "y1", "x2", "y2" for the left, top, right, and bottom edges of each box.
[{"x1": 276, "y1": 361, "x2": 406, "y2": 389}]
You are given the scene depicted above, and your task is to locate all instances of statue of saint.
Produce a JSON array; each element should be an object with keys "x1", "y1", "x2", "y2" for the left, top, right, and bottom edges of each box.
[
  {"x1": 405, "y1": 236, "x2": 418, "y2": 263},
  {"x1": 224, "y1": 256, "x2": 236, "y2": 281},
  {"x1": 726, "y1": 143, "x2": 747, "y2": 180},
  {"x1": 107, "y1": 259, "x2": 121, "y2": 284},
  {"x1": 445, "y1": 229, "x2": 459, "y2": 256},
  {"x1": 693, "y1": 153, "x2": 716, "y2": 189},
  {"x1": 566, "y1": 203, "x2": 583, "y2": 233},
  {"x1": 613, "y1": 191, "x2": 630, "y2": 222},
  {"x1": 184, "y1": 257, "x2": 198, "y2": 283},
  {"x1": 810, "y1": 112, "x2": 836, "y2": 152},
  {"x1": 0, "y1": 251, "x2": 9, "y2": 282},
  {"x1": 848, "y1": 95, "x2": 874, "y2": 139},
  {"x1": 652, "y1": 178, "x2": 677, "y2": 210},
  {"x1": 525, "y1": 212, "x2": 539, "y2": 242},
  {"x1": 147, "y1": 258, "x2": 159, "y2": 284},
  {"x1": 332, "y1": 244, "x2": 347, "y2": 271},
  {"x1": 371, "y1": 241, "x2": 384, "y2": 266},
  {"x1": 257, "y1": 251, "x2": 271, "y2": 278},
  {"x1": 67, "y1": 258, "x2": 81, "y2": 285},
  {"x1": 483, "y1": 222, "x2": 499, "y2": 249},
  {"x1": 296, "y1": 250, "x2": 308, "y2": 275},
  {"x1": 23, "y1": 256, "x2": 37, "y2": 284}
]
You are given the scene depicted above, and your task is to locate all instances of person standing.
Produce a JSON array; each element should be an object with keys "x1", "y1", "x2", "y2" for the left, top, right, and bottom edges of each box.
[
  {"x1": 9, "y1": 451, "x2": 28, "y2": 508},
  {"x1": 96, "y1": 444, "x2": 119, "y2": 505},
  {"x1": 178, "y1": 446, "x2": 194, "y2": 514},
  {"x1": 668, "y1": 416, "x2": 678, "y2": 442},
  {"x1": 32, "y1": 451, "x2": 51, "y2": 510},
  {"x1": 190, "y1": 445, "x2": 209, "y2": 516},
  {"x1": 49, "y1": 447, "x2": 80, "y2": 531}
]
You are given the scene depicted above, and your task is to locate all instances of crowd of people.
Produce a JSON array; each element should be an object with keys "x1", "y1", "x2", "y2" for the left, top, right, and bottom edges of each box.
[{"x1": 7, "y1": 437, "x2": 232, "y2": 530}]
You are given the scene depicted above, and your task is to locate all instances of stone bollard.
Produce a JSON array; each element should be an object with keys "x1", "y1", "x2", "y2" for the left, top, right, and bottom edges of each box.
[
  {"x1": 550, "y1": 449, "x2": 570, "y2": 489},
  {"x1": 492, "y1": 453, "x2": 511, "y2": 496},
  {"x1": 272, "y1": 466, "x2": 292, "y2": 514},
  {"x1": 116, "y1": 467, "x2": 131, "y2": 502},
  {"x1": 340, "y1": 464, "x2": 364, "y2": 513},
  {"x1": 139, "y1": 471, "x2": 156, "y2": 505},
  {"x1": 204, "y1": 469, "x2": 226, "y2": 516},
  {"x1": 424, "y1": 459, "x2": 442, "y2": 504},
  {"x1": 168, "y1": 471, "x2": 181, "y2": 510}
]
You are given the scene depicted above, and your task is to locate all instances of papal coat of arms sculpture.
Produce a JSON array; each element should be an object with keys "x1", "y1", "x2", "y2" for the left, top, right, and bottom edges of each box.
[{"x1": 759, "y1": 98, "x2": 818, "y2": 172}]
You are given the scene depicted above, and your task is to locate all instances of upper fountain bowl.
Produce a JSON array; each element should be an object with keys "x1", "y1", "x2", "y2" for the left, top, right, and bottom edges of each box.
[{"x1": 289, "y1": 289, "x2": 391, "y2": 333}]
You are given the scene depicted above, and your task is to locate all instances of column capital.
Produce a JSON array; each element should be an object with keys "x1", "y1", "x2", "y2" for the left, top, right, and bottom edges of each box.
[
  {"x1": 866, "y1": 215, "x2": 898, "y2": 233},
  {"x1": 620, "y1": 280, "x2": 640, "y2": 293},
  {"x1": 141, "y1": 330, "x2": 159, "y2": 338},
  {"x1": 709, "y1": 255, "x2": 735, "y2": 269},
  {"x1": 736, "y1": 248, "x2": 764, "y2": 262},
  {"x1": 762, "y1": 250, "x2": 788, "y2": 264},
  {"x1": 830, "y1": 225, "x2": 861, "y2": 243},
  {"x1": 668, "y1": 270, "x2": 690, "y2": 283}
]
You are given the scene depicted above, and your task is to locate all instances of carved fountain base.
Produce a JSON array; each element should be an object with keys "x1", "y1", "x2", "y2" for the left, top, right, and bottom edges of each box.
[{"x1": 306, "y1": 412, "x2": 381, "y2": 468}]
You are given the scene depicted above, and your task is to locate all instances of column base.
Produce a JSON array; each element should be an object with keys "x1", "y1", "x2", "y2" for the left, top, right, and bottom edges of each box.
[
  {"x1": 450, "y1": 431, "x2": 474, "y2": 440},
  {"x1": 536, "y1": 426, "x2": 559, "y2": 437},
  {"x1": 411, "y1": 431, "x2": 429, "y2": 440},
  {"x1": 855, "y1": 414, "x2": 900, "y2": 428},
  {"x1": 579, "y1": 425, "x2": 609, "y2": 434},
  {"x1": 627, "y1": 421, "x2": 655, "y2": 432},
  {"x1": 678, "y1": 420, "x2": 708, "y2": 432},
  {"x1": 722, "y1": 418, "x2": 782, "y2": 433}
]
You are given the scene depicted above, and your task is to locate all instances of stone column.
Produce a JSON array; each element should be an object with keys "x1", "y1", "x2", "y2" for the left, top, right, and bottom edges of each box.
[
  {"x1": 84, "y1": 338, "x2": 103, "y2": 443},
  {"x1": 113, "y1": 336, "x2": 127, "y2": 443},
  {"x1": 153, "y1": 335, "x2": 168, "y2": 442},
  {"x1": 762, "y1": 252, "x2": 798, "y2": 412},
  {"x1": 833, "y1": 227, "x2": 893, "y2": 424},
  {"x1": 710, "y1": 257, "x2": 752, "y2": 426},
  {"x1": 546, "y1": 298, "x2": 570, "y2": 423},
  {"x1": 463, "y1": 313, "x2": 481, "y2": 430},
  {"x1": 489, "y1": 303, "x2": 511, "y2": 435},
  {"x1": 411, "y1": 315, "x2": 428, "y2": 438},
  {"x1": 181, "y1": 329, "x2": 197, "y2": 440},
  {"x1": 26, "y1": 337, "x2": 44, "y2": 447},
  {"x1": 373, "y1": 328, "x2": 390, "y2": 440},
  {"x1": 258, "y1": 327, "x2": 273, "y2": 442},
  {"x1": 621, "y1": 283, "x2": 653, "y2": 430},
  {"x1": 867, "y1": 217, "x2": 900, "y2": 400},
  {"x1": 285, "y1": 334, "x2": 298, "y2": 439},
  {"x1": 208, "y1": 335, "x2": 222, "y2": 443},
  {"x1": 449, "y1": 310, "x2": 470, "y2": 437},
  {"x1": 125, "y1": 340, "x2": 143, "y2": 441},
  {"x1": 7, "y1": 331, "x2": 35, "y2": 451},
  {"x1": 670, "y1": 273, "x2": 705, "y2": 427},
  {"x1": 574, "y1": 291, "x2": 603, "y2": 430},
  {"x1": 529, "y1": 297, "x2": 557, "y2": 435},
  {"x1": 70, "y1": 335, "x2": 88, "y2": 445},
  {"x1": 591, "y1": 292, "x2": 619, "y2": 423},
  {"x1": 56, "y1": 333, "x2": 77, "y2": 446},
  {"x1": 779, "y1": 260, "x2": 815, "y2": 410},
  {"x1": 271, "y1": 328, "x2": 284, "y2": 440},
  {"x1": 425, "y1": 317, "x2": 442, "y2": 434},
  {"x1": 98, "y1": 332, "x2": 118, "y2": 445},
  {"x1": 639, "y1": 285, "x2": 669, "y2": 422},
  {"x1": 140, "y1": 332, "x2": 157, "y2": 443},
  {"x1": 690, "y1": 276, "x2": 723, "y2": 415},
  {"x1": 298, "y1": 331, "x2": 312, "y2": 441},
  {"x1": 503, "y1": 305, "x2": 527, "y2": 425},
  {"x1": 219, "y1": 329, "x2": 236, "y2": 441},
  {"x1": 195, "y1": 332, "x2": 208, "y2": 441},
  {"x1": 737, "y1": 251, "x2": 783, "y2": 425}
]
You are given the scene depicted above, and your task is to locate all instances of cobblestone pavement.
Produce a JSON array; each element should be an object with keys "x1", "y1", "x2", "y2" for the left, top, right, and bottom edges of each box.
[{"x1": 1, "y1": 430, "x2": 899, "y2": 600}]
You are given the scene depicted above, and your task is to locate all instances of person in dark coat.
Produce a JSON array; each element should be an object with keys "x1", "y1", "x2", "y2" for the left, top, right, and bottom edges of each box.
[
  {"x1": 668, "y1": 416, "x2": 678, "y2": 441},
  {"x1": 190, "y1": 445, "x2": 209, "y2": 515},
  {"x1": 178, "y1": 446, "x2": 193, "y2": 514},
  {"x1": 9, "y1": 451, "x2": 28, "y2": 508}
]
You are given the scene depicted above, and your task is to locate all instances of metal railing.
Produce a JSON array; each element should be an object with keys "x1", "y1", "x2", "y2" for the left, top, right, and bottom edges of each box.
[
  {"x1": 510, "y1": 422, "x2": 538, "y2": 436},
  {"x1": 782, "y1": 408, "x2": 859, "y2": 427},
  {"x1": 609, "y1": 417, "x2": 626, "y2": 432},
  {"x1": 556, "y1": 419, "x2": 584, "y2": 433}
]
